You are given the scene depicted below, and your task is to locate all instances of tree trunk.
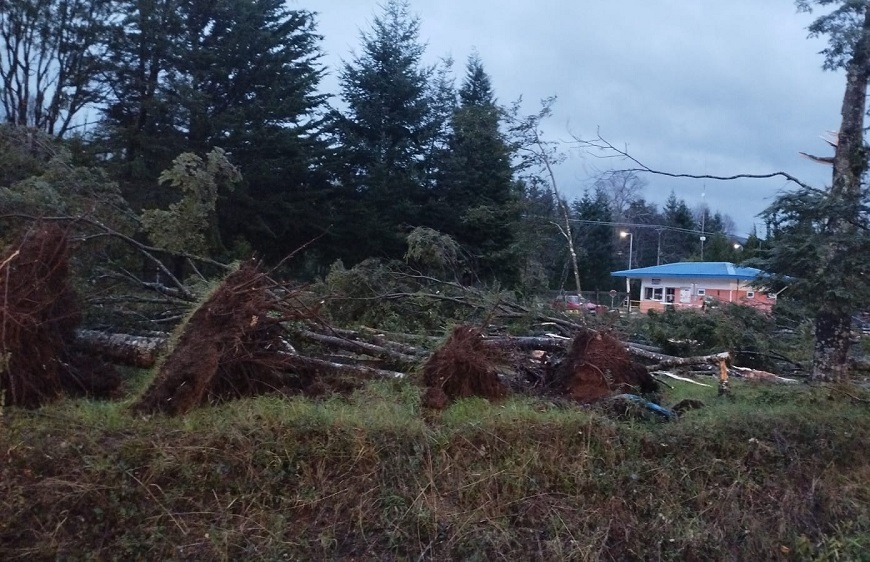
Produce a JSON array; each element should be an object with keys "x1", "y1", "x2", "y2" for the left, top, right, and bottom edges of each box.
[
  {"x1": 812, "y1": 3, "x2": 870, "y2": 382},
  {"x1": 812, "y1": 310, "x2": 852, "y2": 382}
]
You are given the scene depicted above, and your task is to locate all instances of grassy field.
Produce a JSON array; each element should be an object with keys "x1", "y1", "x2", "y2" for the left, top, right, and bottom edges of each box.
[{"x1": 1, "y1": 377, "x2": 869, "y2": 561}]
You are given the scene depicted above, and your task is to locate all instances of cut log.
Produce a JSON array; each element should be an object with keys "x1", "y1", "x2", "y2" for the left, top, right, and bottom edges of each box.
[{"x1": 75, "y1": 329, "x2": 167, "y2": 368}]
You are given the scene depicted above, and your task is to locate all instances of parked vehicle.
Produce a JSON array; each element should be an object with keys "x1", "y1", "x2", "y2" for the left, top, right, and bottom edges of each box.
[{"x1": 553, "y1": 294, "x2": 584, "y2": 311}]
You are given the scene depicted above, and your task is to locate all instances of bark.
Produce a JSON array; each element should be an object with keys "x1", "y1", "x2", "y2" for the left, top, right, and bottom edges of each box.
[
  {"x1": 812, "y1": 4, "x2": 870, "y2": 382},
  {"x1": 75, "y1": 330, "x2": 166, "y2": 367},
  {"x1": 293, "y1": 329, "x2": 419, "y2": 370},
  {"x1": 731, "y1": 366, "x2": 799, "y2": 385},
  {"x1": 325, "y1": 326, "x2": 428, "y2": 357},
  {"x1": 481, "y1": 336, "x2": 571, "y2": 353},
  {"x1": 812, "y1": 310, "x2": 852, "y2": 382},
  {"x1": 627, "y1": 346, "x2": 731, "y2": 370},
  {"x1": 283, "y1": 354, "x2": 405, "y2": 379}
]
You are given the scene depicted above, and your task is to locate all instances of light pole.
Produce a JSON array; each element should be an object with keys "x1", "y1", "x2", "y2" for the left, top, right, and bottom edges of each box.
[{"x1": 620, "y1": 231, "x2": 633, "y2": 311}]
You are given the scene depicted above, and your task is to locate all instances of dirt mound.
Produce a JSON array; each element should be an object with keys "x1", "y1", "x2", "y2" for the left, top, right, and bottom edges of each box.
[
  {"x1": 550, "y1": 329, "x2": 658, "y2": 403},
  {"x1": 0, "y1": 224, "x2": 120, "y2": 407},
  {"x1": 422, "y1": 326, "x2": 506, "y2": 408},
  {"x1": 132, "y1": 262, "x2": 313, "y2": 416}
]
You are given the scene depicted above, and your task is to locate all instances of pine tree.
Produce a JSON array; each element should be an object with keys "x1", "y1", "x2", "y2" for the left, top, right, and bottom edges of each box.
[
  {"x1": 432, "y1": 53, "x2": 519, "y2": 283},
  {"x1": 662, "y1": 191, "x2": 698, "y2": 262},
  {"x1": 98, "y1": 0, "x2": 328, "y2": 260},
  {"x1": 572, "y1": 188, "x2": 614, "y2": 290},
  {"x1": 331, "y1": 0, "x2": 449, "y2": 262}
]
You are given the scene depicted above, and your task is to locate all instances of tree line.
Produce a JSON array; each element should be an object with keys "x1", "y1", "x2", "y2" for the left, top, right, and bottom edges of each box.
[
  {"x1": 4, "y1": 0, "x2": 870, "y2": 382},
  {"x1": 0, "y1": 0, "x2": 744, "y2": 291}
]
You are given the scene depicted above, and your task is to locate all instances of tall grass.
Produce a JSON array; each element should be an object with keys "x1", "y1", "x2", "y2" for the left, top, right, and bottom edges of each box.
[{"x1": 1, "y1": 379, "x2": 868, "y2": 561}]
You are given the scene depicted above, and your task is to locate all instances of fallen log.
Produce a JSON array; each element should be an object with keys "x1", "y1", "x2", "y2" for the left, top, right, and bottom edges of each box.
[
  {"x1": 732, "y1": 366, "x2": 799, "y2": 384},
  {"x1": 284, "y1": 353, "x2": 405, "y2": 379},
  {"x1": 652, "y1": 371, "x2": 712, "y2": 387},
  {"x1": 75, "y1": 330, "x2": 166, "y2": 368},
  {"x1": 629, "y1": 346, "x2": 731, "y2": 370},
  {"x1": 319, "y1": 326, "x2": 428, "y2": 357},
  {"x1": 480, "y1": 336, "x2": 569, "y2": 353},
  {"x1": 293, "y1": 329, "x2": 419, "y2": 369}
]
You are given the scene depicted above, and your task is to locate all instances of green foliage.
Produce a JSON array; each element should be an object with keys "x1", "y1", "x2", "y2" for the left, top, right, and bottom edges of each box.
[
  {"x1": 403, "y1": 227, "x2": 462, "y2": 276},
  {"x1": 642, "y1": 305, "x2": 779, "y2": 369},
  {"x1": 572, "y1": 187, "x2": 614, "y2": 290},
  {"x1": 99, "y1": 0, "x2": 328, "y2": 262},
  {"x1": 796, "y1": 0, "x2": 868, "y2": 70},
  {"x1": 140, "y1": 149, "x2": 241, "y2": 255},
  {"x1": 756, "y1": 185, "x2": 870, "y2": 315},
  {"x1": 331, "y1": 0, "x2": 455, "y2": 262},
  {"x1": 427, "y1": 54, "x2": 521, "y2": 283}
]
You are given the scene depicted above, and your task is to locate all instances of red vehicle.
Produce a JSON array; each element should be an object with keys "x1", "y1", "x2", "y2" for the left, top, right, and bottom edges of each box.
[{"x1": 553, "y1": 294, "x2": 584, "y2": 311}]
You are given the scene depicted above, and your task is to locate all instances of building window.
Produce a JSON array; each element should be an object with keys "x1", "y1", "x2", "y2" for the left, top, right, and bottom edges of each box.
[
  {"x1": 644, "y1": 287, "x2": 663, "y2": 301},
  {"x1": 697, "y1": 288, "x2": 706, "y2": 296},
  {"x1": 746, "y1": 291, "x2": 755, "y2": 299}
]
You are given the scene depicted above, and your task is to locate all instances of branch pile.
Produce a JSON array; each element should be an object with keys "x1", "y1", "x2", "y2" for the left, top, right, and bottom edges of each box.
[{"x1": 0, "y1": 224, "x2": 120, "y2": 407}]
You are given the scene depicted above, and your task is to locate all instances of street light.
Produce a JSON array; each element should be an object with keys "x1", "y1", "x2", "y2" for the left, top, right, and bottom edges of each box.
[{"x1": 620, "y1": 231, "x2": 633, "y2": 311}]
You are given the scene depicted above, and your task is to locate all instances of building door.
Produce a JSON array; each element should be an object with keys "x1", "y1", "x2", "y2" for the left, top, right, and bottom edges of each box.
[{"x1": 679, "y1": 287, "x2": 691, "y2": 304}]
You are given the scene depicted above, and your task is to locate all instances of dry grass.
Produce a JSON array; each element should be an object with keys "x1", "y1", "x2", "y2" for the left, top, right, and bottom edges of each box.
[{"x1": 1, "y1": 379, "x2": 868, "y2": 561}]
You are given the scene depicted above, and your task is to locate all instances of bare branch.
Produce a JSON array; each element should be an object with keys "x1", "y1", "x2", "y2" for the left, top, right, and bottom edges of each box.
[{"x1": 575, "y1": 133, "x2": 819, "y2": 192}]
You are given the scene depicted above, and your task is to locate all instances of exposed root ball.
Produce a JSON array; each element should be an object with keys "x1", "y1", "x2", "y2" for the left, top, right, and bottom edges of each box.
[
  {"x1": 551, "y1": 329, "x2": 658, "y2": 403},
  {"x1": 422, "y1": 326, "x2": 506, "y2": 409},
  {"x1": 132, "y1": 262, "x2": 306, "y2": 416},
  {"x1": 0, "y1": 224, "x2": 119, "y2": 407}
]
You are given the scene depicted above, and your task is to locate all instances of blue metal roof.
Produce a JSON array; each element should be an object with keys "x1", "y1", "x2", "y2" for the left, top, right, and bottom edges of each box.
[{"x1": 611, "y1": 261, "x2": 764, "y2": 280}]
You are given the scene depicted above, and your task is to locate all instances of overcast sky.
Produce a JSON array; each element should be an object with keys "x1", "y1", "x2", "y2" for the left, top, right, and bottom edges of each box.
[{"x1": 312, "y1": 0, "x2": 846, "y2": 236}]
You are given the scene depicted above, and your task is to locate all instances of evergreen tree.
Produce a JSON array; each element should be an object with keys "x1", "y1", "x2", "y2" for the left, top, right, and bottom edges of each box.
[
  {"x1": 332, "y1": 0, "x2": 449, "y2": 262},
  {"x1": 622, "y1": 198, "x2": 661, "y2": 268},
  {"x1": 99, "y1": 0, "x2": 328, "y2": 260},
  {"x1": 99, "y1": 0, "x2": 184, "y2": 182},
  {"x1": 572, "y1": 188, "x2": 614, "y2": 290},
  {"x1": 661, "y1": 191, "x2": 697, "y2": 262},
  {"x1": 432, "y1": 53, "x2": 519, "y2": 283}
]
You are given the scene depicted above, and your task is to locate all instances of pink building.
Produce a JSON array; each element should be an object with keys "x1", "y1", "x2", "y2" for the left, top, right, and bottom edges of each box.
[{"x1": 611, "y1": 261, "x2": 778, "y2": 313}]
